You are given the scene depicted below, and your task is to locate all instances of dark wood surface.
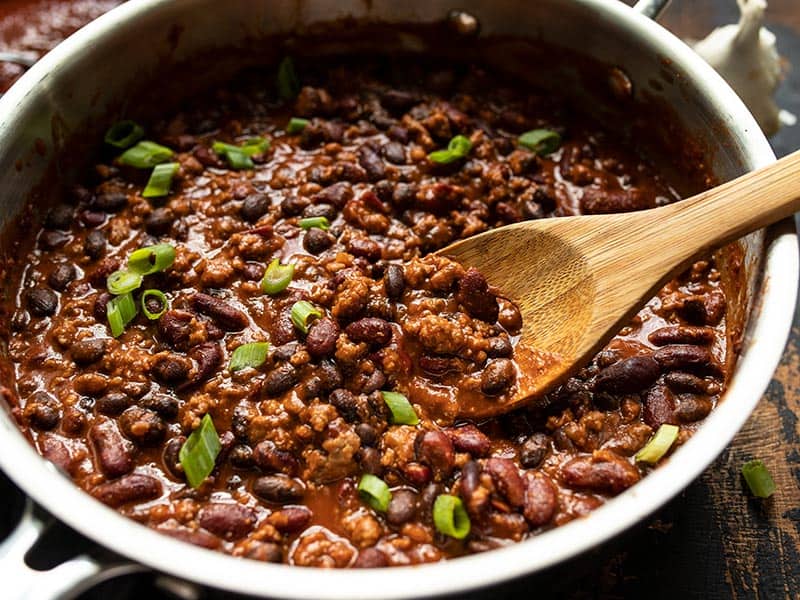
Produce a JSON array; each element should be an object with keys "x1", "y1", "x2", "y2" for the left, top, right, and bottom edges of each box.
[{"x1": 0, "y1": 1, "x2": 798, "y2": 599}]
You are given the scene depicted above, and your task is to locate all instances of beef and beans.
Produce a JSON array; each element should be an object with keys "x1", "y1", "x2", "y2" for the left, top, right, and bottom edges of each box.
[{"x1": 1, "y1": 52, "x2": 729, "y2": 567}]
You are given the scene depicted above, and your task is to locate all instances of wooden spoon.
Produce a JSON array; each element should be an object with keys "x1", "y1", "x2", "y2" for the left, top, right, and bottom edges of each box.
[{"x1": 442, "y1": 149, "x2": 800, "y2": 419}]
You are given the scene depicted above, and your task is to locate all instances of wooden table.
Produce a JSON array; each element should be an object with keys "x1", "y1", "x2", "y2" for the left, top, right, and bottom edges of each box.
[{"x1": 0, "y1": 2, "x2": 797, "y2": 598}]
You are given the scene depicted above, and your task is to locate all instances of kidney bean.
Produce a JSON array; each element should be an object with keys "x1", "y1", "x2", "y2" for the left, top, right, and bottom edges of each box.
[
  {"x1": 94, "y1": 392, "x2": 130, "y2": 416},
  {"x1": 329, "y1": 388, "x2": 362, "y2": 423},
  {"x1": 39, "y1": 434, "x2": 75, "y2": 474},
  {"x1": 593, "y1": 355, "x2": 660, "y2": 394},
  {"x1": 675, "y1": 393, "x2": 713, "y2": 423},
  {"x1": 485, "y1": 457, "x2": 525, "y2": 507},
  {"x1": 305, "y1": 318, "x2": 339, "y2": 360},
  {"x1": 459, "y1": 461, "x2": 489, "y2": 519},
  {"x1": 446, "y1": 424, "x2": 490, "y2": 457},
  {"x1": 144, "y1": 207, "x2": 175, "y2": 235},
  {"x1": 302, "y1": 203, "x2": 337, "y2": 222},
  {"x1": 61, "y1": 406, "x2": 87, "y2": 435},
  {"x1": 191, "y1": 293, "x2": 248, "y2": 331},
  {"x1": 119, "y1": 406, "x2": 166, "y2": 447},
  {"x1": 159, "y1": 525, "x2": 221, "y2": 550},
  {"x1": 26, "y1": 288, "x2": 58, "y2": 317},
  {"x1": 47, "y1": 263, "x2": 77, "y2": 291},
  {"x1": 703, "y1": 290, "x2": 726, "y2": 325},
  {"x1": 92, "y1": 191, "x2": 128, "y2": 212},
  {"x1": 158, "y1": 310, "x2": 194, "y2": 349},
  {"x1": 229, "y1": 444, "x2": 254, "y2": 469},
  {"x1": 44, "y1": 204, "x2": 74, "y2": 230},
  {"x1": 187, "y1": 342, "x2": 223, "y2": 384},
  {"x1": 263, "y1": 363, "x2": 298, "y2": 397},
  {"x1": 664, "y1": 371, "x2": 716, "y2": 395},
  {"x1": 386, "y1": 489, "x2": 417, "y2": 525},
  {"x1": 652, "y1": 344, "x2": 712, "y2": 371},
  {"x1": 140, "y1": 393, "x2": 179, "y2": 419},
  {"x1": 91, "y1": 473, "x2": 162, "y2": 507},
  {"x1": 198, "y1": 502, "x2": 257, "y2": 540},
  {"x1": 353, "y1": 547, "x2": 389, "y2": 568},
  {"x1": 252, "y1": 475, "x2": 305, "y2": 504},
  {"x1": 240, "y1": 193, "x2": 270, "y2": 222},
  {"x1": 71, "y1": 338, "x2": 108, "y2": 366},
  {"x1": 347, "y1": 237, "x2": 382, "y2": 262},
  {"x1": 643, "y1": 384, "x2": 677, "y2": 428},
  {"x1": 84, "y1": 230, "x2": 107, "y2": 259},
  {"x1": 357, "y1": 146, "x2": 386, "y2": 182},
  {"x1": 487, "y1": 337, "x2": 512, "y2": 358},
  {"x1": 25, "y1": 391, "x2": 61, "y2": 430},
  {"x1": 648, "y1": 325, "x2": 715, "y2": 346},
  {"x1": 253, "y1": 440, "x2": 298, "y2": 476},
  {"x1": 381, "y1": 141, "x2": 406, "y2": 165},
  {"x1": 345, "y1": 317, "x2": 392, "y2": 346},
  {"x1": 519, "y1": 433, "x2": 550, "y2": 468},
  {"x1": 89, "y1": 419, "x2": 133, "y2": 478},
  {"x1": 73, "y1": 373, "x2": 109, "y2": 396},
  {"x1": 523, "y1": 472, "x2": 558, "y2": 527},
  {"x1": 269, "y1": 506, "x2": 312, "y2": 534},
  {"x1": 382, "y1": 264, "x2": 405, "y2": 300},
  {"x1": 353, "y1": 423, "x2": 377, "y2": 447},
  {"x1": 418, "y1": 355, "x2": 459, "y2": 376},
  {"x1": 402, "y1": 462, "x2": 432, "y2": 487},
  {"x1": 416, "y1": 483, "x2": 444, "y2": 524},
  {"x1": 415, "y1": 430, "x2": 454, "y2": 480},
  {"x1": 312, "y1": 182, "x2": 352, "y2": 209},
  {"x1": 304, "y1": 228, "x2": 335, "y2": 254},
  {"x1": 358, "y1": 447, "x2": 383, "y2": 475},
  {"x1": 241, "y1": 541, "x2": 283, "y2": 562},
  {"x1": 162, "y1": 436, "x2": 185, "y2": 479},
  {"x1": 581, "y1": 187, "x2": 648, "y2": 214},
  {"x1": 455, "y1": 268, "x2": 499, "y2": 322},
  {"x1": 560, "y1": 450, "x2": 640, "y2": 494},
  {"x1": 150, "y1": 354, "x2": 191, "y2": 385},
  {"x1": 481, "y1": 359, "x2": 515, "y2": 395}
]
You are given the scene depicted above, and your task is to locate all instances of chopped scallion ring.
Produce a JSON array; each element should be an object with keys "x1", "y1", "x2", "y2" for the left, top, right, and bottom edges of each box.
[
  {"x1": 107, "y1": 269, "x2": 143, "y2": 295},
  {"x1": 428, "y1": 134, "x2": 473, "y2": 164},
  {"x1": 277, "y1": 56, "x2": 300, "y2": 100},
  {"x1": 635, "y1": 424, "x2": 679, "y2": 464},
  {"x1": 142, "y1": 162, "x2": 179, "y2": 198},
  {"x1": 261, "y1": 258, "x2": 294, "y2": 295},
  {"x1": 741, "y1": 459, "x2": 776, "y2": 498},
  {"x1": 358, "y1": 474, "x2": 392, "y2": 512},
  {"x1": 518, "y1": 129, "x2": 561, "y2": 155},
  {"x1": 287, "y1": 117, "x2": 309, "y2": 133},
  {"x1": 290, "y1": 300, "x2": 322, "y2": 334},
  {"x1": 127, "y1": 243, "x2": 176, "y2": 275},
  {"x1": 433, "y1": 494, "x2": 471, "y2": 539},
  {"x1": 381, "y1": 391, "x2": 419, "y2": 426},
  {"x1": 299, "y1": 216, "x2": 330, "y2": 230},
  {"x1": 106, "y1": 292, "x2": 138, "y2": 337},
  {"x1": 141, "y1": 289, "x2": 169, "y2": 320},
  {"x1": 104, "y1": 120, "x2": 144, "y2": 149},
  {"x1": 229, "y1": 342, "x2": 271, "y2": 372},
  {"x1": 118, "y1": 140, "x2": 174, "y2": 168},
  {"x1": 179, "y1": 414, "x2": 222, "y2": 489}
]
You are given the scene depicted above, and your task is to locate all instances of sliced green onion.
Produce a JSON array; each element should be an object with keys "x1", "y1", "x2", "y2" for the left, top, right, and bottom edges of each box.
[
  {"x1": 106, "y1": 292, "x2": 138, "y2": 337},
  {"x1": 127, "y1": 243, "x2": 176, "y2": 275},
  {"x1": 104, "y1": 120, "x2": 144, "y2": 149},
  {"x1": 118, "y1": 140, "x2": 174, "y2": 168},
  {"x1": 290, "y1": 300, "x2": 322, "y2": 334},
  {"x1": 212, "y1": 138, "x2": 270, "y2": 170},
  {"x1": 518, "y1": 129, "x2": 561, "y2": 155},
  {"x1": 229, "y1": 342, "x2": 270, "y2": 372},
  {"x1": 287, "y1": 117, "x2": 309, "y2": 133},
  {"x1": 433, "y1": 494, "x2": 471, "y2": 539},
  {"x1": 179, "y1": 413, "x2": 222, "y2": 489},
  {"x1": 381, "y1": 391, "x2": 419, "y2": 426},
  {"x1": 428, "y1": 135, "x2": 473, "y2": 164},
  {"x1": 357, "y1": 474, "x2": 391, "y2": 513},
  {"x1": 277, "y1": 56, "x2": 300, "y2": 100},
  {"x1": 299, "y1": 216, "x2": 330, "y2": 231},
  {"x1": 635, "y1": 424, "x2": 679, "y2": 464},
  {"x1": 107, "y1": 270, "x2": 143, "y2": 295},
  {"x1": 741, "y1": 459, "x2": 776, "y2": 498},
  {"x1": 141, "y1": 289, "x2": 169, "y2": 320},
  {"x1": 261, "y1": 258, "x2": 294, "y2": 295},
  {"x1": 142, "y1": 162, "x2": 179, "y2": 198}
]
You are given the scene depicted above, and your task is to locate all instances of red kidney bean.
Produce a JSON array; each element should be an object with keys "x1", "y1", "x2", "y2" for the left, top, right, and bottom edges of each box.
[
  {"x1": 459, "y1": 461, "x2": 489, "y2": 519},
  {"x1": 89, "y1": 419, "x2": 134, "y2": 478},
  {"x1": 328, "y1": 389, "x2": 363, "y2": 423},
  {"x1": 419, "y1": 355, "x2": 459, "y2": 376},
  {"x1": 243, "y1": 541, "x2": 283, "y2": 562},
  {"x1": 519, "y1": 432, "x2": 550, "y2": 468},
  {"x1": 485, "y1": 457, "x2": 525, "y2": 507},
  {"x1": 481, "y1": 359, "x2": 515, "y2": 395},
  {"x1": 383, "y1": 264, "x2": 405, "y2": 300},
  {"x1": 401, "y1": 462, "x2": 432, "y2": 487},
  {"x1": 150, "y1": 354, "x2": 191, "y2": 385},
  {"x1": 643, "y1": 384, "x2": 677, "y2": 428},
  {"x1": 674, "y1": 393, "x2": 713, "y2": 423},
  {"x1": 186, "y1": 342, "x2": 223, "y2": 385},
  {"x1": 70, "y1": 338, "x2": 108, "y2": 366},
  {"x1": 358, "y1": 447, "x2": 383, "y2": 475},
  {"x1": 446, "y1": 424, "x2": 490, "y2": 457},
  {"x1": 313, "y1": 182, "x2": 353, "y2": 209},
  {"x1": 263, "y1": 363, "x2": 298, "y2": 397},
  {"x1": 455, "y1": 267, "x2": 499, "y2": 322},
  {"x1": 353, "y1": 547, "x2": 389, "y2": 568},
  {"x1": 345, "y1": 317, "x2": 392, "y2": 346},
  {"x1": 157, "y1": 525, "x2": 221, "y2": 550},
  {"x1": 198, "y1": 502, "x2": 257, "y2": 540},
  {"x1": 268, "y1": 506, "x2": 312, "y2": 533},
  {"x1": 523, "y1": 472, "x2": 558, "y2": 527},
  {"x1": 158, "y1": 310, "x2": 194, "y2": 349},
  {"x1": 39, "y1": 434, "x2": 74, "y2": 474},
  {"x1": 347, "y1": 237, "x2": 382, "y2": 262},
  {"x1": 414, "y1": 430, "x2": 455, "y2": 480},
  {"x1": 703, "y1": 290, "x2": 726, "y2": 325},
  {"x1": 162, "y1": 436, "x2": 185, "y2": 480},
  {"x1": 253, "y1": 440, "x2": 298, "y2": 476},
  {"x1": 358, "y1": 145, "x2": 386, "y2": 181},
  {"x1": 652, "y1": 344, "x2": 712, "y2": 371},
  {"x1": 560, "y1": 450, "x2": 641, "y2": 494},
  {"x1": 119, "y1": 407, "x2": 166, "y2": 447},
  {"x1": 306, "y1": 318, "x2": 339, "y2": 359},
  {"x1": 191, "y1": 293, "x2": 248, "y2": 331},
  {"x1": 648, "y1": 325, "x2": 715, "y2": 346},
  {"x1": 252, "y1": 475, "x2": 305, "y2": 504},
  {"x1": 91, "y1": 473, "x2": 162, "y2": 507},
  {"x1": 593, "y1": 355, "x2": 660, "y2": 394}
]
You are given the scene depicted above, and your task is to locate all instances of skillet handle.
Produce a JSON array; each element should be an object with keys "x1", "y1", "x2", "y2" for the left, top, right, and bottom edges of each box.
[{"x1": 633, "y1": 0, "x2": 671, "y2": 20}]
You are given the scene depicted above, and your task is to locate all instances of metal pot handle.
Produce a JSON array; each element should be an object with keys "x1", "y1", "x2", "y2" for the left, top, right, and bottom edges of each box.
[{"x1": 633, "y1": 0, "x2": 671, "y2": 20}]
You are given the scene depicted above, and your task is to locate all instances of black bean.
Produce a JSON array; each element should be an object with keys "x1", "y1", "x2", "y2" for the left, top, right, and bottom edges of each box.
[
  {"x1": 383, "y1": 264, "x2": 405, "y2": 300},
  {"x1": 26, "y1": 288, "x2": 58, "y2": 317},
  {"x1": 358, "y1": 146, "x2": 386, "y2": 181},
  {"x1": 481, "y1": 359, "x2": 515, "y2": 395},
  {"x1": 93, "y1": 291, "x2": 112, "y2": 321},
  {"x1": 162, "y1": 437, "x2": 185, "y2": 479},
  {"x1": 84, "y1": 230, "x2": 107, "y2": 259},
  {"x1": 79, "y1": 210, "x2": 107, "y2": 228},
  {"x1": 263, "y1": 363, "x2": 297, "y2": 397},
  {"x1": 71, "y1": 338, "x2": 108, "y2": 365},
  {"x1": 44, "y1": 204, "x2": 74, "y2": 230},
  {"x1": 386, "y1": 489, "x2": 417, "y2": 525},
  {"x1": 329, "y1": 389, "x2": 361, "y2": 422},
  {"x1": 47, "y1": 263, "x2": 77, "y2": 291},
  {"x1": 144, "y1": 207, "x2": 175, "y2": 235},
  {"x1": 229, "y1": 444, "x2": 254, "y2": 469},
  {"x1": 92, "y1": 191, "x2": 128, "y2": 212},
  {"x1": 119, "y1": 406, "x2": 166, "y2": 446},
  {"x1": 318, "y1": 360, "x2": 343, "y2": 391},
  {"x1": 358, "y1": 446, "x2": 383, "y2": 475},
  {"x1": 25, "y1": 391, "x2": 60, "y2": 430},
  {"x1": 240, "y1": 193, "x2": 270, "y2": 222},
  {"x1": 303, "y1": 228, "x2": 335, "y2": 254},
  {"x1": 347, "y1": 238, "x2": 382, "y2": 262},
  {"x1": 355, "y1": 423, "x2": 378, "y2": 447},
  {"x1": 95, "y1": 392, "x2": 131, "y2": 416},
  {"x1": 140, "y1": 393, "x2": 180, "y2": 419},
  {"x1": 487, "y1": 336, "x2": 512, "y2": 358},
  {"x1": 280, "y1": 195, "x2": 309, "y2": 217},
  {"x1": 306, "y1": 318, "x2": 339, "y2": 359},
  {"x1": 313, "y1": 182, "x2": 352, "y2": 209},
  {"x1": 594, "y1": 355, "x2": 661, "y2": 394},
  {"x1": 302, "y1": 203, "x2": 336, "y2": 221},
  {"x1": 39, "y1": 231, "x2": 69, "y2": 250},
  {"x1": 252, "y1": 475, "x2": 305, "y2": 504},
  {"x1": 519, "y1": 432, "x2": 550, "y2": 468},
  {"x1": 381, "y1": 142, "x2": 406, "y2": 165},
  {"x1": 252, "y1": 440, "x2": 298, "y2": 476}
]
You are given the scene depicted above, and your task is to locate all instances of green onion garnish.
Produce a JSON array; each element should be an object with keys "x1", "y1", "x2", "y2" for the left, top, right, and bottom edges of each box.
[
  {"x1": 357, "y1": 474, "x2": 391, "y2": 513},
  {"x1": 290, "y1": 300, "x2": 322, "y2": 334},
  {"x1": 118, "y1": 140, "x2": 174, "y2": 168},
  {"x1": 635, "y1": 424, "x2": 679, "y2": 464},
  {"x1": 104, "y1": 120, "x2": 144, "y2": 149},
  {"x1": 106, "y1": 292, "x2": 138, "y2": 337},
  {"x1": 277, "y1": 56, "x2": 300, "y2": 100},
  {"x1": 381, "y1": 391, "x2": 419, "y2": 426},
  {"x1": 299, "y1": 216, "x2": 330, "y2": 231},
  {"x1": 428, "y1": 135, "x2": 473, "y2": 164},
  {"x1": 107, "y1": 269, "x2": 143, "y2": 295},
  {"x1": 142, "y1": 162, "x2": 179, "y2": 198},
  {"x1": 741, "y1": 459, "x2": 776, "y2": 498},
  {"x1": 229, "y1": 342, "x2": 270, "y2": 372},
  {"x1": 261, "y1": 258, "x2": 294, "y2": 295},
  {"x1": 127, "y1": 243, "x2": 176, "y2": 275},
  {"x1": 518, "y1": 129, "x2": 561, "y2": 155},
  {"x1": 141, "y1": 289, "x2": 169, "y2": 320},
  {"x1": 287, "y1": 117, "x2": 309, "y2": 133},
  {"x1": 179, "y1": 413, "x2": 221, "y2": 488},
  {"x1": 433, "y1": 494, "x2": 471, "y2": 539},
  {"x1": 212, "y1": 138, "x2": 270, "y2": 170}
]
